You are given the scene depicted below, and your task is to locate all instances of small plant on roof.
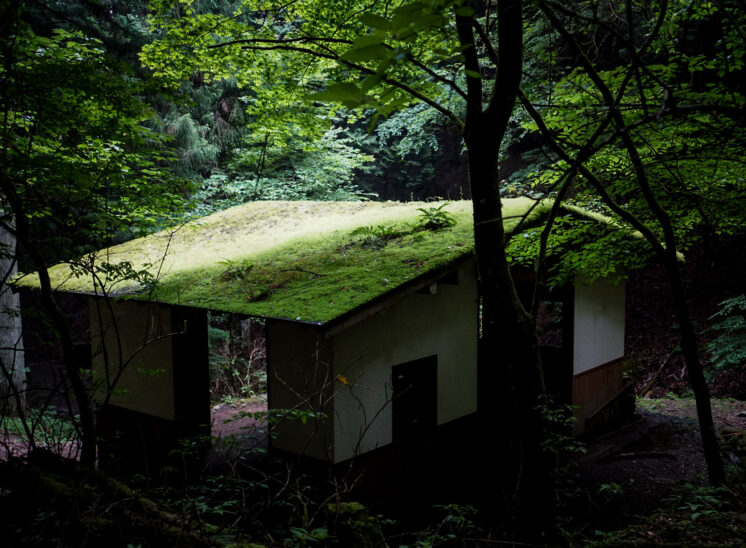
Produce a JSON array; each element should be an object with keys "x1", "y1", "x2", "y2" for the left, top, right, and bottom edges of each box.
[
  {"x1": 350, "y1": 224, "x2": 401, "y2": 250},
  {"x1": 219, "y1": 258, "x2": 254, "y2": 281},
  {"x1": 416, "y1": 203, "x2": 456, "y2": 230}
]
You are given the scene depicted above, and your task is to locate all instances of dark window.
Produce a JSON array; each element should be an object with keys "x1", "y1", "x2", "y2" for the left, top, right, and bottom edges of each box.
[{"x1": 392, "y1": 355, "x2": 437, "y2": 441}]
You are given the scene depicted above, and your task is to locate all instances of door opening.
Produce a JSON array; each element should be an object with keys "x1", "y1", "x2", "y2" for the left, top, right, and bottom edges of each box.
[{"x1": 392, "y1": 355, "x2": 436, "y2": 441}]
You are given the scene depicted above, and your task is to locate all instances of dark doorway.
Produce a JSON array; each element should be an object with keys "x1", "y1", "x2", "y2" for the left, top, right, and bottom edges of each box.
[{"x1": 392, "y1": 355, "x2": 437, "y2": 441}]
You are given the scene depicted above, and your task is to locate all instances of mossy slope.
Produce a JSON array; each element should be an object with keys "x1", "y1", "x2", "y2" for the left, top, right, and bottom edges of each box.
[{"x1": 19, "y1": 198, "x2": 590, "y2": 323}]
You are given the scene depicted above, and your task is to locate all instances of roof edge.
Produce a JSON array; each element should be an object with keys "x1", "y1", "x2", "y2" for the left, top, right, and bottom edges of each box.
[{"x1": 321, "y1": 253, "x2": 474, "y2": 338}]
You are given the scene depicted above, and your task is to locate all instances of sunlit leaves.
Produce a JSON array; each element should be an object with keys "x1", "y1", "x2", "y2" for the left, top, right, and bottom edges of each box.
[
  {"x1": 505, "y1": 213, "x2": 654, "y2": 286},
  {"x1": 518, "y1": 0, "x2": 746, "y2": 253},
  {"x1": 143, "y1": 0, "x2": 471, "y2": 128},
  {"x1": 2, "y1": 22, "x2": 187, "y2": 257}
]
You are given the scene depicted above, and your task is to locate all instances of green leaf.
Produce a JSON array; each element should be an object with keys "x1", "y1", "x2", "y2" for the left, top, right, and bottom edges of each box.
[
  {"x1": 307, "y1": 83, "x2": 370, "y2": 108},
  {"x1": 359, "y1": 13, "x2": 392, "y2": 30},
  {"x1": 340, "y1": 44, "x2": 390, "y2": 63},
  {"x1": 361, "y1": 72, "x2": 384, "y2": 92},
  {"x1": 367, "y1": 112, "x2": 381, "y2": 133},
  {"x1": 351, "y1": 34, "x2": 387, "y2": 49}
]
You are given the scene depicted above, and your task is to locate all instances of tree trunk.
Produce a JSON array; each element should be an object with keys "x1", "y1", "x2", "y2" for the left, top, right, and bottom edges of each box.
[
  {"x1": 0, "y1": 179, "x2": 97, "y2": 467},
  {"x1": 534, "y1": 0, "x2": 725, "y2": 486},
  {"x1": 0, "y1": 222, "x2": 26, "y2": 416},
  {"x1": 467, "y1": 130, "x2": 556, "y2": 539},
  {"x1": 663, "y1": 255, "x2": 725, "y2": 484},
  {"x1": 454, "y1": 0, "x2": 557, "y2": 539},
  {"x1": 229, "y1": 314, "x2": 250, "y2": 360}
]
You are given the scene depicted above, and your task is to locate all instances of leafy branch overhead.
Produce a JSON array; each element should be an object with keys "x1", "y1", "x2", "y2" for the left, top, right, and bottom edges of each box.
[{"x1": 141, "y1": 0, "x2": 473, "y2": 130}]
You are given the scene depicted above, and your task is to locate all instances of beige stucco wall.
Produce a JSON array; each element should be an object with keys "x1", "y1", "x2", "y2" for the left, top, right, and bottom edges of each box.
[
  {"x1": 89, "y1": 299, "x2": 175, "y2": 420},
  {"x1": 267, "y1": 321, "x2": 334, "y2": 461},
  {"x1": 331, "y1": 261, "x2": 478, "y2": 463},
  {"x1": 573, "y1": 277, "x2": 626, "y2": 375}
]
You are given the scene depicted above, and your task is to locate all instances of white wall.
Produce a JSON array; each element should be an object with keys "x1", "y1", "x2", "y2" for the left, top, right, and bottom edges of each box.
[
  {"x1": 331, "y1": 261, "x2": 478, "y2": 463},
  {"x1": 267, "y1": 321, "x2": 334, "y2": 461},
  {"x1": 89, "y1": 299, "x2": 176, "y2": 420},
  {"x1": 573, "y1": 277, "x2": 626, "y2": 375}
]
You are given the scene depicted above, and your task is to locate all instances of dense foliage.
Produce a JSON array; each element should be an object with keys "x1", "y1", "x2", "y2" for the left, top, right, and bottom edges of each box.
[
  {"x1": 519, "y1": 0, "x2": 745, "y2": 250},
  {"x1": 1, "y1": 23, "x2": 186, "y2": 262}
]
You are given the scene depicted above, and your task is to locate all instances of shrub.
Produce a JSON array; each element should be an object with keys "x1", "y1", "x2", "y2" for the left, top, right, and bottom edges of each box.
[{"x1": 706, "y1": 294, "x2": 746, "y2": 374}]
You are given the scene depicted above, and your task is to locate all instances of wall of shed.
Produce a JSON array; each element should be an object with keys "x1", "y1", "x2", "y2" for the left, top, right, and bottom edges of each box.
[
  {"x1": 573, "y1": 277, "x2": 626, "y2": 375},
  {"x1": 89, "y1": 299, "x2": 175, "y2": 420},
  {"x1": 572, "y1": 358, "x2": 626, "y2": 436},
  {"x1": 267, "y1": 321, "x2": 334, "y2": 462},
  {"x1": 331, "y1": 262, "x2": 478, "y2": 463}
]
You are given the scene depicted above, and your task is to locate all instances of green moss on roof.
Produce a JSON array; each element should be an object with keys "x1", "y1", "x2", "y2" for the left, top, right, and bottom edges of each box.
[{"x1": 17, "y1": 198, "x2": 611, "y2": 323}]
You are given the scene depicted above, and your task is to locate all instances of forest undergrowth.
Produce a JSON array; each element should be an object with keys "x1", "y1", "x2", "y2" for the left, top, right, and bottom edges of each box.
[{"x1": 1, "y1": 394, "x2": 745, "y2": 547}]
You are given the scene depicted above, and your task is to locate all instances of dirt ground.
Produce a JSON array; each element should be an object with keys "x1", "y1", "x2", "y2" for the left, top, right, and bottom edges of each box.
[
  {"x1": 207, "y1": 393, "x2": 746, "y2": 528},
  {"x1": 209, "y1": 395, "x2": 269, "y2": 465},
  {"x1": 576, "y1": 396, "x2": 746, "y2": 533}
]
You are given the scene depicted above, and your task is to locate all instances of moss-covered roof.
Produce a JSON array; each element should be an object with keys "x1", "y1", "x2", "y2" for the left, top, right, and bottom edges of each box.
[{"x1": 17, "y1": 198, "x2": 629, "y2": 324}]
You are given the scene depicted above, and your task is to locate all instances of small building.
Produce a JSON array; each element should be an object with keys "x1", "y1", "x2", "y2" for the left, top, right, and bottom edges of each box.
[{"x1": 19, "y1": 199, "x2": 637, "y2": 473}]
